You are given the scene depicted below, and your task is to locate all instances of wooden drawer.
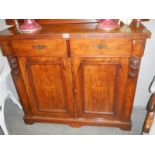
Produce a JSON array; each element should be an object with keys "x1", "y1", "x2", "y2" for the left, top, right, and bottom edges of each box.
[
  {"x1": 70, "y1": 39, "x2": 132, "y2": 57},
  {"x1": 11, "y1": 39, "x2": 67, "y2": 57}
]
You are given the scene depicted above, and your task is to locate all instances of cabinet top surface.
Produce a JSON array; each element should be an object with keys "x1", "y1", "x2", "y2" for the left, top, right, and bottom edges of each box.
[{"x1": 0, "y1": 22, "x2": 151, "y2": 40}]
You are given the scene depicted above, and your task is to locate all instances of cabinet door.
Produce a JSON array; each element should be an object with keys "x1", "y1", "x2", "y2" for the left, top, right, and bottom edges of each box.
[
  {"x1": 73, "y1": 57, "x2": 129, "y2": 120},
  {"x1": 19, "y1": 57, "x2": 75, "y2": 118}
]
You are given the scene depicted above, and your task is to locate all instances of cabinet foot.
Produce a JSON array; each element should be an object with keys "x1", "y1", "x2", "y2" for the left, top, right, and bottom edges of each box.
[
  {"x1": 24, "y1": 118, "x2": 35, "y2": 125},
  {"x1": 68, "y1": 123, "x2": 82, "y2": 128},
  {"x1": 119, "y1": 123, "x2": 132, "y2": 131}
]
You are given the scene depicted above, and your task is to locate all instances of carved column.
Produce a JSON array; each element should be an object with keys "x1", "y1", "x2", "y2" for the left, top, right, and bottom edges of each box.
[
  {"x1": 121, "y1": 57, "x2": 141, "y2": 127},
  {"x1": 129, "y1": 57, "x2": 141, "y2": 78},
  {"x1": 8, "y1": 56, "x2": 20, "y2": 75}
]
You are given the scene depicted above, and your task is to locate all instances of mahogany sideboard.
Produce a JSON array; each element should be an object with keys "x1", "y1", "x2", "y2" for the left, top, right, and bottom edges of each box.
[{"x1": 0, "y1": 20, "x2": 151, "y2": 130}]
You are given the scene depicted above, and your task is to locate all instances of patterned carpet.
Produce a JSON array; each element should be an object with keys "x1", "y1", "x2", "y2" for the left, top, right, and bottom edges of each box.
[{"x1": 0, "y1": 99, "x2": 147, "y2": 135}]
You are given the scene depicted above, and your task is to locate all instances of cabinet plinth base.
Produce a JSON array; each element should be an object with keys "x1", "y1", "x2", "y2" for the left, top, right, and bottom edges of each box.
[
  {"x1": 24, "y1": 115, "x2": 132, "y2": 131},
  {"x1": 119, "y1": 123, "x2": 132, "y2": 131},
  {"x1": 68, "y1": 123, "x2": 82, "y2": 128}
]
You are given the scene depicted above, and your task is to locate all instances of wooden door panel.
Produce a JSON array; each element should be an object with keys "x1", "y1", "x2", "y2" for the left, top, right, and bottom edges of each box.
[
  {"x1": 73, "y1": 57, "x2": 129, "y2": 120},
  {"x1": 30, "y1": 64, "x2": 66, "y2": 112},
  {"x1": 19, "y1": 57, "x2": 74, "y2": 118},
  {"x1": 84, "y1": 64, "x2": 117, "y2": 114}
]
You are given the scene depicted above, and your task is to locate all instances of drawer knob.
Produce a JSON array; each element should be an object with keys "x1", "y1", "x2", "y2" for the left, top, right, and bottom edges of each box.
[
  {"x1": 33, "y1": 45, "x2": 47, "y2": 49},
  {"x1": 96, "y1": 44, "x2": 107, "y2": 49}
]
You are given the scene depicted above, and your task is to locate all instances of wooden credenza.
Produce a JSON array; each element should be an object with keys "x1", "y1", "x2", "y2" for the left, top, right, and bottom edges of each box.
[{"x1": 0, "y1": 20, "x2": 151, "y2": 130}]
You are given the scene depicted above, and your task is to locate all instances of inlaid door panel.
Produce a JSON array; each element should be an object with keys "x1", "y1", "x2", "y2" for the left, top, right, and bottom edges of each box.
[
  {"x1": 73, "y1": 57, "x2": 129, "y2": 120},
  {"x1": 19, "y1": 57, "x2": 75, "y2": 118}
]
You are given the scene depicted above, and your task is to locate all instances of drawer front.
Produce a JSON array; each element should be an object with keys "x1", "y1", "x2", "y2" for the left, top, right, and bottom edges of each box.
[
  {"x1": 11, "y1": 39, "x2": 67, "y2": 57},
  {"x1": 70, "y1": 39, "x2": 132, "y2": 57}
]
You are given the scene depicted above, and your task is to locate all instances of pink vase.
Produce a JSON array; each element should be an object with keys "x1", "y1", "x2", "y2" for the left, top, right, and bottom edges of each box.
[
  {"x1": 19, "y1": 19, "x2": 42, "y2": 33},
  {"x1": 97, "y1": 19, "x2": 120, "y2": 30}
]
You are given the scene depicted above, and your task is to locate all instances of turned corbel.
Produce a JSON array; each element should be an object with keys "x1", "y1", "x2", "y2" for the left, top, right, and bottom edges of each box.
[
  {"x1": 8, "y1": 56, "x2": 20, "y2": 75},
  {"x1": 129, "y1": 57, "x2": 141, "y2": 78}
]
